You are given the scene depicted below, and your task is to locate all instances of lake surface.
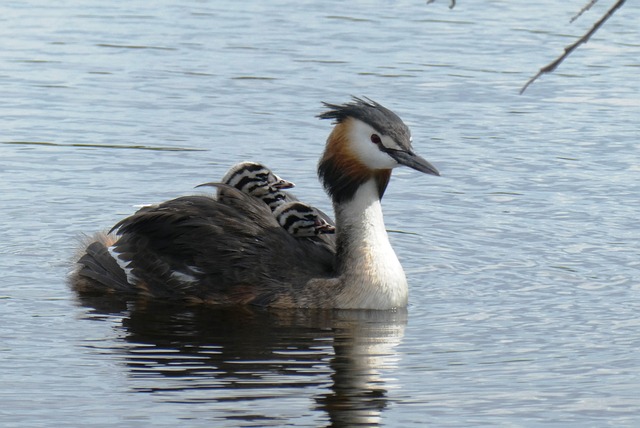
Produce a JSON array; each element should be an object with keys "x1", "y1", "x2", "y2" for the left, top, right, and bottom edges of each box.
[{"x1": 2, "y1": 0, "x2": 639, "y2": 426}]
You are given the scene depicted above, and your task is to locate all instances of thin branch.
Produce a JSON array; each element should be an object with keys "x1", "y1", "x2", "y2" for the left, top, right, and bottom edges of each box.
[
  {"x1": 571, "y1": 0, "x2": 599, "y2": 23},
  {"x1": 426, "y1": 0, "x2": 456, "y2": 9},
  {"x1": 520, "y1": 0, "x2": 626, "y2": 94}
]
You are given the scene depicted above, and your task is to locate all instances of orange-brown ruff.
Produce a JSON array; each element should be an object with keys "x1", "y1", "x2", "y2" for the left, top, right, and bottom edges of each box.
[
  {"x1": 320, "y1": 117, "x2": 392, "y2": 202},
  {"x1": 70, "y1": 97, "x2": 439, "y2": 309}
]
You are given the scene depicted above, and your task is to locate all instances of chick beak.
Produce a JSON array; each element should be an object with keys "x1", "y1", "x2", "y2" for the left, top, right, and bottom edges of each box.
[
  {"x1": 272, "y1": 177, "x2": 295, "y2": 190},
  {"x1": 315, "y1": 219, "x2": 336, "y2": 235},
  {"x1": 385, "y1": 148, "x2": 440, "y2": 176}
]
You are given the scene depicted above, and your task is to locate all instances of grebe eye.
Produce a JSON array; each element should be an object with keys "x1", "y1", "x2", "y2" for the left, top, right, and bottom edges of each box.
[{"x1": 370, "y1": 134, "x2": 381, "y2": 145}]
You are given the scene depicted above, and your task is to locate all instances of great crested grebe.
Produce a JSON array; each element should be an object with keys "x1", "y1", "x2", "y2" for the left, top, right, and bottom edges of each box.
[
  {"x1": 201, "y1": 161, "x2": 295, "y2": 211},
  {"x1": 71, "y1": 97, "x2": 439, "y2": 309},
  {"x1": 201, "y1": 162, "x2": 335, "y2": 230},
  {"x1": 273, "y1": 200, "x2": 336, "y2": 253},
  {"x1": 198, "y1": 162, "x2": 335, "y2": 241},
  {"x1": 273, "y1": 201, "x2": 336, "y2": 237}
]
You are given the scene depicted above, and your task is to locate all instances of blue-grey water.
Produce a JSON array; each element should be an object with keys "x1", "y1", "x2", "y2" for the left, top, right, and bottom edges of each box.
[{"x1": 2, "y1": 1, "x2": 639, "y2": 426}]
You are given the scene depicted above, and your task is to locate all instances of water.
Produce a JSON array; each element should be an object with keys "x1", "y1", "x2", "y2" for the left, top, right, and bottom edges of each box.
[{"x1": 2, "y1": 0, "x2": 639, "y2": 426}]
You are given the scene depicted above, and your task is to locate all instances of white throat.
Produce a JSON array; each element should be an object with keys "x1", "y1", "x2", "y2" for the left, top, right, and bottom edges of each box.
[{"x1": 333, "y1": 178, "x2": 408, "y2": 309}]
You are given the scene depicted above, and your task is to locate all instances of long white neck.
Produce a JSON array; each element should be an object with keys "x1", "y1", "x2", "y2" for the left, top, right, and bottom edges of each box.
[{"x1": 332, "y1": 178, "x2": 408, "y2": 309}]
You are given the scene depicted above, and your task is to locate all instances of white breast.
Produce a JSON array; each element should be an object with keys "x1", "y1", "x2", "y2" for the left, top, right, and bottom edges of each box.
[{"x1": 334, "y1": 180, "x2": 408, "y2": 309}]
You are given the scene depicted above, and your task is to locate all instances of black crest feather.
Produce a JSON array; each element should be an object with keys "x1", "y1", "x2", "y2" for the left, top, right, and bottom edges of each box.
[{"x1": 317, "y1": 96, "x2": 411, "y2": 150}]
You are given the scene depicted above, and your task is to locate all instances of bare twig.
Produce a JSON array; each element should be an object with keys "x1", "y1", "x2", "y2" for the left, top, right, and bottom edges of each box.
[
  {"x1": 571, "y1": 0, "x2": 599, "y2": 23},
  {"x1": 426, "y1": 0, "x2": 456, "y2": 9},
  {"x1": 520, "y1": 0, "x2": 626, "y2": 94}
]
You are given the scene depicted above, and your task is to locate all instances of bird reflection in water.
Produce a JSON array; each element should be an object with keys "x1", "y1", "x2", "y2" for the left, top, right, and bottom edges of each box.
[{"x1": 77, "y1": 296, "x2": 406, "y2": 426}]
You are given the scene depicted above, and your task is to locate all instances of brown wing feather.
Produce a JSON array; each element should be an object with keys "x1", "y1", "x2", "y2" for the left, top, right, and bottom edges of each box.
[{"x1": 75, "y1": 185, "x2": 336, "y2": 304}]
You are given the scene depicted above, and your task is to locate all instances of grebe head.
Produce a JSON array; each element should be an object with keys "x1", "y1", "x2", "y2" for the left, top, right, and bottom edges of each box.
[
  {"x1": 221, "y1": 161, "x2": 294, "y2": 197},
  {"x1": 317, "y1": 97, "x2": 439, "y2": 203},
  {"x1": 197, "y1": 162, "x2": 293, "y2": 210},
  {"x1": 273, "y1": 201, "x2": 336, "y2": 237}
]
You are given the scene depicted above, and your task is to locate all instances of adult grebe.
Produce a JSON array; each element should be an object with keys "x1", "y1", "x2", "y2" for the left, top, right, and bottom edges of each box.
[{"x1": 71, "y1": 97, "x2": 439, "y2": 309}]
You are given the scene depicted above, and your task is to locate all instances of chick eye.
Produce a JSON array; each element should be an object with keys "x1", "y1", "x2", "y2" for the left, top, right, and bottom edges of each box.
[{"x1": 370, "y1": 134, "x2": 381, "y2": 145}]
